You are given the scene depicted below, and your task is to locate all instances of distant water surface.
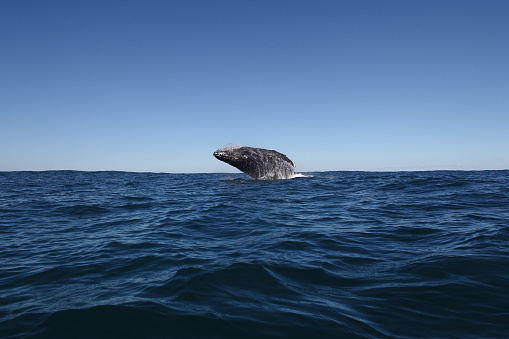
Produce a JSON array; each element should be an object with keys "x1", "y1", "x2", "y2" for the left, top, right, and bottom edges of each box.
[{"x1": 0, "y1": 170, "x2": 508, "y2": 338}]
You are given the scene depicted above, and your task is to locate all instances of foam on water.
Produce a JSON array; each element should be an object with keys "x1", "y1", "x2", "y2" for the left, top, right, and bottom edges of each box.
[{"x1": 291, "y1": 173, "x2": 313, "y2": 178}]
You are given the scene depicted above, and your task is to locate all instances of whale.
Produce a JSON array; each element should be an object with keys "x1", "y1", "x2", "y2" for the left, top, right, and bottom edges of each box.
[{"x1": 213, "y1": 146, "x2": 296, "y2": 180}]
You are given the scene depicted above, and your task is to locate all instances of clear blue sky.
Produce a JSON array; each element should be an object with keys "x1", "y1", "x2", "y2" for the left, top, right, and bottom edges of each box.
[{"x1": 1, "y1": 0, "x2": 508, "y2": 172}]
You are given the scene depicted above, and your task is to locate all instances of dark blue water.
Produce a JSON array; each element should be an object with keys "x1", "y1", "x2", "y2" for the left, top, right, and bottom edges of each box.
[{"x1": 1, "y1": 170, "x2": 508, "y2": 338}]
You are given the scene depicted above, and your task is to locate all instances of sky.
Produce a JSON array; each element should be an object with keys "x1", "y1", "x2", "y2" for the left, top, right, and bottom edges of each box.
[{"x1": 1, "y1": 0, "x2": 508, "y2": 173}]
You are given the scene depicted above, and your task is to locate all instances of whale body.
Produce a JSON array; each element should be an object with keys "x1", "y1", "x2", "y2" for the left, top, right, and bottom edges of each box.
[{"x1": 213, "y1": 146, "x2": 296, "y2": 180}]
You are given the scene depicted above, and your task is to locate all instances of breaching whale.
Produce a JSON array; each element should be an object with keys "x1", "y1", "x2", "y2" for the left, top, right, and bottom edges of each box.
[{"x1": 213, "y1": 146, "x2": 296, "y2": 180}]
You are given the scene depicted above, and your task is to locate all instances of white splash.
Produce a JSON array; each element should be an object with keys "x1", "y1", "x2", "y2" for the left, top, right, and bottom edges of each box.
[{"x1": 290, "y1": 173, "x2": 313, "y2": 179}]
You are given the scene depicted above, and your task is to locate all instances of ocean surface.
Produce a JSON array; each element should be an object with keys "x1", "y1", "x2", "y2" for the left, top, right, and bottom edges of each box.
[{"x1": 1, "y1": 170, "x2": 508, "y2": 338}]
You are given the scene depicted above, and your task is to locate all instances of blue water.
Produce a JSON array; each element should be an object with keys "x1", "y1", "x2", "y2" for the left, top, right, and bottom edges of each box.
[{"x1": 1, "y1": 170, "x2": 508, "y2": 338}]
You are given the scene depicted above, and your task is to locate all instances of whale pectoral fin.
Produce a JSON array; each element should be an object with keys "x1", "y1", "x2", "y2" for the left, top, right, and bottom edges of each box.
[{"x1": 268, "y1": 150, "x2": 296, "y2": 168}]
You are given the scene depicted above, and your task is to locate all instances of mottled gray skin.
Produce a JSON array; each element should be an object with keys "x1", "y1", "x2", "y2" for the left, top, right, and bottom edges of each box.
[{"x1": 213, "y1": 146, "x2": 296, "y2": 180}]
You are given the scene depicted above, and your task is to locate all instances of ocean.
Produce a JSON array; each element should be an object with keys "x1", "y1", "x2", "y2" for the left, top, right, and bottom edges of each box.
[{"x1": 1, "y1": 170, "x2": 508, "y2": 338}]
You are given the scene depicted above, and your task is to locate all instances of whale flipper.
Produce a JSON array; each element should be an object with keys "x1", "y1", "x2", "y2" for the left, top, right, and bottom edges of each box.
[{"x1": 267, "y1": 150, "x2": 295, "y2": 168}]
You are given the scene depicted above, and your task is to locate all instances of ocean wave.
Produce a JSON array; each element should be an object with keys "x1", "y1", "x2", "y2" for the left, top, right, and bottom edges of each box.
[{"x1": 1, "y1": 171, "x2": 508, "y2": 338}]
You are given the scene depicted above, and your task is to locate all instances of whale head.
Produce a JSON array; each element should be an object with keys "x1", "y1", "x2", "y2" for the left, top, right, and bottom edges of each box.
[{"x1": 213, "y1": 146, "x2": 251, "y2": 167}]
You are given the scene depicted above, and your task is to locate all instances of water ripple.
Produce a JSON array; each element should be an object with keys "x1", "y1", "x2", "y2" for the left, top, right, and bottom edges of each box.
[{"x1": 0, "y1": 171, "x2": 508, "y2": 338}]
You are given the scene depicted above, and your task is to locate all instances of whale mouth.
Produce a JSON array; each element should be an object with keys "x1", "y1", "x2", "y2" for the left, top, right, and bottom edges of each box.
[
  {"x1": 213, "y1": 150, "x2": 231, "y2": 161},
  {"x1": 214, "y1": 146, "x2": 241, "y2": 160}
]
